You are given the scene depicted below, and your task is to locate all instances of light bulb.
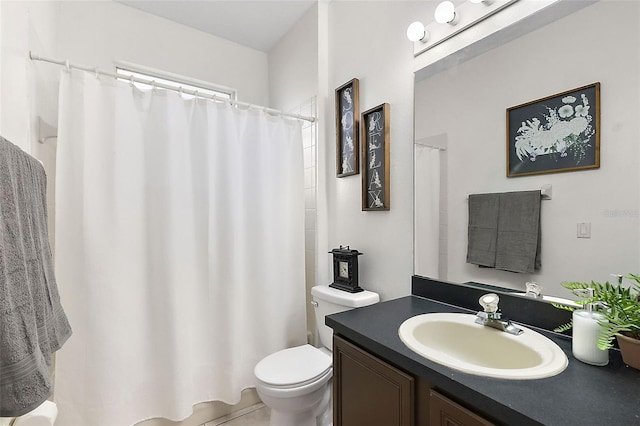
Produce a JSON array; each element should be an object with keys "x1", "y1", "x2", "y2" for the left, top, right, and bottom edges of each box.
[
  {"x1": 434, "y1": 1, "x2": 456, "y2": 24},
  {"x1": 406, "y1": 21, "x2": 427, "y2": 42}
]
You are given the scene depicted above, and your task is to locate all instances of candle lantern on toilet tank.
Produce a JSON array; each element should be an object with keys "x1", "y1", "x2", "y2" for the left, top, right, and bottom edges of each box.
[{"x1": 329, "y1": 246, "x2": 363, "y2": 293}]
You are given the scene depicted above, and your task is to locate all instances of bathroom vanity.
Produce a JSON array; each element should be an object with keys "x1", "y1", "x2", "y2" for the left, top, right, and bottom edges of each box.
[{"x1": 327, "y1": 277, "x2": 640, "y2": 426}]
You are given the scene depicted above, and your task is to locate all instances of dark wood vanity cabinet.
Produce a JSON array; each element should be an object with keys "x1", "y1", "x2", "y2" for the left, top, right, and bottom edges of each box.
[
  {"x1": 333, "y1": 335, "x2": 495, "y2": 426},
  {"x1": 429, "y1": 390, "x2": 495, "y2": 426},
  {"x1": 333, "y1": 335, "x2": 414, "y2": 426}
]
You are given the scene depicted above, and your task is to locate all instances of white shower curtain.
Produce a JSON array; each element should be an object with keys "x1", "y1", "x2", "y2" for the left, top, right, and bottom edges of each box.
[
  {"x1": 53, "y1": 69, "x2": 307, "y2": 426},
  {"x1": 414, "y1": 144, "x2": 441, "y2": 278}
]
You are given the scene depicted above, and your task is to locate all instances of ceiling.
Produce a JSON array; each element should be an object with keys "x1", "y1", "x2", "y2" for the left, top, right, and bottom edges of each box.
[{"x1": 116, "y1": 0, "x2": 318, "y2": 52}]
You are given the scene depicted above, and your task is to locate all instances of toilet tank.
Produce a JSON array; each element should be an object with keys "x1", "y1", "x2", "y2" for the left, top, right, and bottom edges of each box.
[{"x1": 311, "y1": 285, "x2": 379, "y2": 351}]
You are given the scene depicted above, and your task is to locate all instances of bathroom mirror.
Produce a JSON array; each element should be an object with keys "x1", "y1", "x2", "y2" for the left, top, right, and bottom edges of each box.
[{"x1": 413, "y1": 1, "x2": 640, "y2": 299}]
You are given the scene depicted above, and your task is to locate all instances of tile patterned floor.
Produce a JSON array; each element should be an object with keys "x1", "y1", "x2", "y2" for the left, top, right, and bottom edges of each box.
[{"x1": 205, "y1": 404, "x2": 270, "y2": 426}]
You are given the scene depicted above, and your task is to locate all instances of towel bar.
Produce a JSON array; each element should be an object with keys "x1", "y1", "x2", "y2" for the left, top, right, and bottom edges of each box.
[{"x1": 466, "y1": 185, "x2": 552, "y2": 201}]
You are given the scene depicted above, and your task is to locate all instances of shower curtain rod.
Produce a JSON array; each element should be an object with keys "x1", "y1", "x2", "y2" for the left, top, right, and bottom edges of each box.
[{"x1": 29, "y1": 52, "x2": 317, "y2": 123}]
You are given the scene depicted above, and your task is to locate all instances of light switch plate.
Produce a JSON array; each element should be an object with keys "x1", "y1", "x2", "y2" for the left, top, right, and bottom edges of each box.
[{"x1": 577, "y1": 222, "x2": 591, "y2": 238}]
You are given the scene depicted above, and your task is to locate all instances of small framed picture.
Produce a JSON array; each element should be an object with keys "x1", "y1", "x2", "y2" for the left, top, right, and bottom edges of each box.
[
  {"x1": 361, "y1": 103, "x2": 390, "y2": 211},
  {"x1": 507, "y1": 83, "x2": 600, "y2": 177},
  {"x1": 335, "y1": 79, "x2": 360, "y2": 177}
]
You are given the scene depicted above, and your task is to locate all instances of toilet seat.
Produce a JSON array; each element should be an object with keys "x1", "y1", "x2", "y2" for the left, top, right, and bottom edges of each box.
[{"x1": 255, "y1": 344, "x2": 332, "y2": 388}]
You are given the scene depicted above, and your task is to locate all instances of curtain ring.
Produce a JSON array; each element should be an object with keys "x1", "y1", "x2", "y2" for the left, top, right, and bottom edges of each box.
[{"x1": 129, "y1": 75, "x2": 135, "y2": 87}]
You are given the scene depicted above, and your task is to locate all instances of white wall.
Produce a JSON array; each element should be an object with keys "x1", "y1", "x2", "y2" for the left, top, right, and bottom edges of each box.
[
  {"x1": 268, "y1": 4, "x2": 317, "y2": 113},
  {"x1": 56, "y1": 1, "x2": 268, "y2": 105},
  {"x1": 0, "y1": 0, "x2": 58, "y2": 153},
  {"x1": 322, "y1": 1, "x2": 423, "y2": 301},
  {"x1": 415, "y1": 0, "x2": 640, "y2": 296},
  {"x1": 1, "y1": 0, "x2": 61, "y2": 248},
  {"x1": 267, "y1": 1, "x2": 424, "y2": 305}
]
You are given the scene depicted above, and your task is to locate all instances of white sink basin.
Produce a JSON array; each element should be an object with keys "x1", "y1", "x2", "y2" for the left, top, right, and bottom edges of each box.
[{"x1": 398, "y1": 313, "x2": 568, "y2": 380}]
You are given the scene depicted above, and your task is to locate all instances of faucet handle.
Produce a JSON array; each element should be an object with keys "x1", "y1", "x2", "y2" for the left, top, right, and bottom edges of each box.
[
  {"x1": 479, "y1": 293, "x2": 500, "y2": 313},
  {"x1": 525, "y1": 281, "x2": 542, "y2": 298}
]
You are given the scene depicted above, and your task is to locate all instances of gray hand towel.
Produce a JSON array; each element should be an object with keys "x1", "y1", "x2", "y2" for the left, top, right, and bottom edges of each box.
[
  {"x1": 495, "y1": 190, "x2": 541, "y2": 273},
  {"x1": 0, "y1": 137, "x2": 72, "y2": 417},
  {"x1": 466, "y1": 193, "x2": 499, "y2": 267}
]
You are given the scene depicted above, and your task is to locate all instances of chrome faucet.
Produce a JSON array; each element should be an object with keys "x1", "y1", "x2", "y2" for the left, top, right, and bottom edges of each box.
[{"x1": 475, "y1": 293, "x2": 523, "y2": 336}]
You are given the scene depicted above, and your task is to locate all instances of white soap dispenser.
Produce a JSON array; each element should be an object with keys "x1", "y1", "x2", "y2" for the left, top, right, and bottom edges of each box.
[{"x1": 572, "y1": 288, "x2": 608, "y2": 366}]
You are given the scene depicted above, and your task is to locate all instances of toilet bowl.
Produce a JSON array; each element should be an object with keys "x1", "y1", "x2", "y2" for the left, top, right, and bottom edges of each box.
[
  {"x1": 254, "y1": 285, "x2": 379, "y2": 426},
  {"x1": 255, "y1": 344, "x2": 333, "y2": 426}
]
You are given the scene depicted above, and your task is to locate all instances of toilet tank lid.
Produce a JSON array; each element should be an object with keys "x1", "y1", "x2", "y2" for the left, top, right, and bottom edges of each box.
[{"x1": 311, "y1": 285, "x2": 380, "y2": 307}]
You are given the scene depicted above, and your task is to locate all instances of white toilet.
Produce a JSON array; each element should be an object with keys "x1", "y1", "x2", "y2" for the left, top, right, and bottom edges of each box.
[{"x1": 254, "y1": 285, "x2": 379, "y2": 426}]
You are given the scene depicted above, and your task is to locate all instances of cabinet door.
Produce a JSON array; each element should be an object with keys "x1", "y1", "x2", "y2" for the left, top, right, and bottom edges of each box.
[
  {"x1": 429, "y1": 390, "x2": 495, "y2": 426},
  {"x1": 333, "y1": 335, "x2": 414, "y2": 426}
]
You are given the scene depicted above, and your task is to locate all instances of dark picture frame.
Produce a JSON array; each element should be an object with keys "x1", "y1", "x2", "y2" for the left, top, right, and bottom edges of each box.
[
  {"x1": 361, "y1": 103, "x2": 390, "y2": 211},
  {"x1": 335, "y1": 79, "x2": 360, "y2": 177},
  {"x1": 507, "y1": 82, "x2": 600, "y2": 177}
]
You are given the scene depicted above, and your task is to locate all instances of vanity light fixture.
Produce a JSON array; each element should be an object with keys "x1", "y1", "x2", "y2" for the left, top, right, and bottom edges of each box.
[
  {"x1": 406, "y1": 21, "x2": 429, "y2": 42},
  {"x1": 409, "y1": 0, "x2": 518, "y2": 57},
  {"x1": 434, "y1": 1, "x2": 457, "y2": 25}
]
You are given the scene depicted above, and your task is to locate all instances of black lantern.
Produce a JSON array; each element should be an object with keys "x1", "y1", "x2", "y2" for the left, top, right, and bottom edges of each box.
[{"x1": 329, "y1": 246, "x2": 363, "y2": 293}]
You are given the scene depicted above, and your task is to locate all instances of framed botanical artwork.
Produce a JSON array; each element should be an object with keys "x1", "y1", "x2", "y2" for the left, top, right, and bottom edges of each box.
[
  {"x1": 335, "y1": 79, "x2": 360, "y2": 177},
  {"x1": 507, "y1": 82, "x2": 600, "y2": 177},
  {"x1": 361, "y1": 103, "x2": 390, "y2": 211}
]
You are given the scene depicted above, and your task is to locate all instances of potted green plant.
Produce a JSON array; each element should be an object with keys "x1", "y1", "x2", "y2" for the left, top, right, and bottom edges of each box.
[{"x1": 554, "y1": 273, "x2": 640, "y2": 370}]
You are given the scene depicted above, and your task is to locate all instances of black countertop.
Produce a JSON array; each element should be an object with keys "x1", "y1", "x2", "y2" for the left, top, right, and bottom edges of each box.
[{"x1": 326, "y1": 294, "x2": 640, "y2": 426}]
